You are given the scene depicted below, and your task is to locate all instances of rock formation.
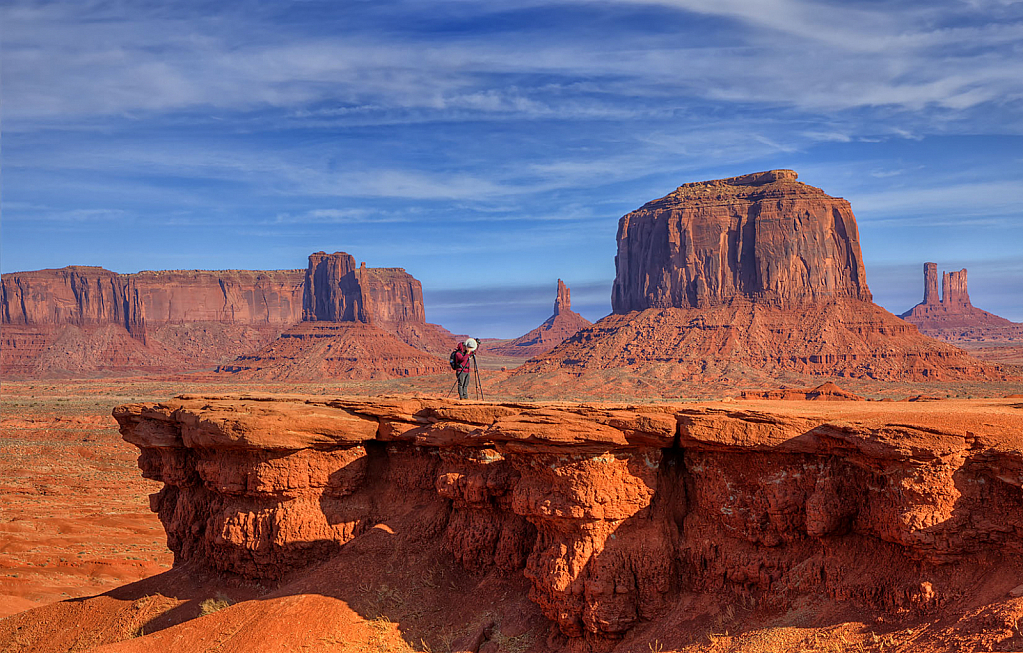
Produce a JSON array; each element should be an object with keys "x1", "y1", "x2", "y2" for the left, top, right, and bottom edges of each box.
[
  {"x1": 740, "y1": 381, "x2": 865, "y2": 401},
  {"x1": 1, "y1": 266, "x2": 306, "y2": 375},
  {"x1": 487, "y1": 280, "x2": 593, "y2": 358},
  {"x1": 1, "y1": 266, "x2": 148, "y2": 340},
  {"x1": 303, "y1": 252, "x2": 370, "y2": 323},
  {"x1": 220, "y1": 322, "x2": 449, "y2": 380},
  {"x1": 901, "y1": 262, "x2": 1023, "y2": 342},
  {"x1": 611, "y1": 169, "x2": 870, "y2": 312},
  {"x1": 221, "y1": 252, "x2": 450, "y2": 380},
  {"x1": 87, "y1": 393, "x2": 1023, "y2": 650},
  {"x1": 516, "y1": 171, "x2": 1008, "y2": 386},
  {"x1": 1, "y1": 255, "x2": 461, "y2": 376}
]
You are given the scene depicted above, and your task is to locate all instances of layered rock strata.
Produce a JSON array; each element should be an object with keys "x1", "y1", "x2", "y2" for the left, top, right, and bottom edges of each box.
[
  {"x1": 519, "y1": 171, "x2": 1008, "y2": 383},
  {"x1": 901, "y1": 262, "x2": 1023, "y2": 342},
  {"x1": 488, "y1": 280, "x2": 594, "y2": 358},
  {"x1": 1, "y1": 266, "x2": 148, "y2": 340},
  {"x1": 219, "y1": 322, "x2": 449, "y2": 380},
  {"x1": 2, "y1": 255, "x2": 458, "y2": 375},
  {"x1": 116, "y1": 394, "x2": 1023, "y2": 646},
  {"x1": 611, "y1": 169, "x2": 870, "y2": 312},
  {"x1": 220, "y1": 252, "x2": 450, "y2": 379}
]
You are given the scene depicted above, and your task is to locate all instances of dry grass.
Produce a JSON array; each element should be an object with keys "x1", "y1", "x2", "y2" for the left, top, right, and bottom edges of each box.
[{"x1": 198, "y1": 593, "x2": 234, "y2": 616}]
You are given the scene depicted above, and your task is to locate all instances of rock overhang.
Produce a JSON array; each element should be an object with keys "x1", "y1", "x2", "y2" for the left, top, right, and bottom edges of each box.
[{"x1": 113, "y1": 393, "x2": 1023, "y2": 641}]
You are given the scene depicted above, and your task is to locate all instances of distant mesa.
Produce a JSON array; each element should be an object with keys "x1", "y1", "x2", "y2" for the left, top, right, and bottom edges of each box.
[
  {"x1": 900, "y1": 262, "x2": 1023, "y2": 341},
  {"x1": 219, "y1": 252, "x2": 450, "y2": 380},
  {"x1": 741, "y1": 382, "x2": 865, "y2": 401},
  {"x1": 1, "y1": 266, "x2": 305, "y2": 376},
  {"x1": 1, "y1": 253, "x2": 461, "y2": 378},
  {"x1": 516, "y1": 170, "x2": 1006, "y2": 385},
  {"x1": 487, "y1": 279, "x2": 593, "y2": 358}
]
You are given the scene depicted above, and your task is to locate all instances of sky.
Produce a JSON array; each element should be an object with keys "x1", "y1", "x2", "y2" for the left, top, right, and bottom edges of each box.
[{"x1": 2, "y1": 0, "x2": 1021, "y2": 337}]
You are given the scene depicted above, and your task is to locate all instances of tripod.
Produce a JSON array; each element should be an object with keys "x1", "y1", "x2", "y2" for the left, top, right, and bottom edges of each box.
[
  {"x1": 470, "y1": 352, "x2": 484, "y2": 401},
  {"x1": 446, "y1": 351, "x2": 484, "y2": 400}
]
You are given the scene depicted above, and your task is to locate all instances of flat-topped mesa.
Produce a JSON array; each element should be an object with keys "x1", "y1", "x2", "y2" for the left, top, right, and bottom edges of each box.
[
  {"x1": 612, "y1": 169, "x2": 871, "y2": 313},
  {"x1": 302, "y1": 251, "x2": 370, "y2": 322},
  {"x1": 129, "y1": 269, "x2": 305, "y2": 325},
  {"x1": 223, "y1": 252, "x2": 447, "y2": 380},
  {"x1": 301, "y1": 252, "x2": 429, "y2": 325},
  {"x1": 516, "y1": 174, "x2": 1006, "y2": 384},
  {"x1": 1, "y1": 266, "x2": 148, "y2": 342}
]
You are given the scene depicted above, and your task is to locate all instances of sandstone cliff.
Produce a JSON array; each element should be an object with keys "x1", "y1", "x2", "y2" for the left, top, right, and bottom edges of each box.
[
  {"x1": 132, "y1": 269, "x2": 305, "y2": 325},
  {"x1": 901, "y1": 262, "x2": 1023, "y2": 342},
  {"x1": 62, "y1": 393, "x2": 1022, "y2": 652},
  {"x1": 611, "y1": 170, "x2": 870, "y2": 313},
  {"x1": 2, "y1": 255, "x2": 459, "y2": 376},
  {"x1": 220, "y1": 252, "x2": 450, "y2": 380},
  {"x1": 517, "y1": 171, "x2": 1008, "y2": 385},
  {"x1": 1, "y1": 266, "x2": 148, "y2": 340},
  {"x1": 488, "y1": 280, "x2": 594, "y2": 358}
]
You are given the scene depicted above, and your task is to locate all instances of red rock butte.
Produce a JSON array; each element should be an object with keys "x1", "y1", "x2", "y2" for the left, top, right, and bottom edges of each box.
[
  {"x1": 1, "y1": 253, "x2": 461, "y2": 377},
  {"x1": 517, "y1": 170, "x2": 1008, "y2": 384},
  {"x1": 487, "y1": 279, "x2": 593, "y2": 358},
  {"x1": 611, "y1": 169, "x2": 870, "y2": 312},
  {"x1": 219, "y1": 251, "x2": 453, "y2": 380},
  {"x1": 901, "y1": 262, "x2": 1023, "y2": 341}
]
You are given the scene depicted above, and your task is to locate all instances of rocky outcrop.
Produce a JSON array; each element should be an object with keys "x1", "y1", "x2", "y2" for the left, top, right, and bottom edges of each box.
[
  {"x1": 219, "y1": 322, "x2": 450, "y2": 380},
  {"x1": 488, "y1": 280, "x2": 593, "y2": 358},
  {"x1": 114, "y1": 394, "x2": 1023, "y2": 648},
  {"x1": 517, "y1": 172, "x2": 1009, "y2": 385},
  {"x1": 611, "y1": 170, "x2": 870, "y2": 313},
  {"x1": 740, "y1": 381, "x2": 865, "y2": 401},
  {"x1": 901, "y1": 263, "x2": 1023, "y2": 342},
  {"x1": 303, "y1": 252, "x2": 369, "y2": 323},
  {"x1": 1, "y1": 255, "x2": 459, "y2": 376},
  {"x1": 220, "y1": 252, "x2": 450, "y2": 380},
  {"x1": 1, "y1": 266, "x2": 147, "y2": 341}
]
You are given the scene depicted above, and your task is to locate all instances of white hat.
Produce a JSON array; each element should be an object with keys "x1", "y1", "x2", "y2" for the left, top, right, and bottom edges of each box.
[{"x1": 464, "y1": 338, "x2": 478, "y2": 351}]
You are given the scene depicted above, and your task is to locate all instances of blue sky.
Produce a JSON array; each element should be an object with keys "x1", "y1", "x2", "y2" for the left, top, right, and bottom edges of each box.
[{"x1": 2, "y1": 0, "x2": 1021, "y2": 337}]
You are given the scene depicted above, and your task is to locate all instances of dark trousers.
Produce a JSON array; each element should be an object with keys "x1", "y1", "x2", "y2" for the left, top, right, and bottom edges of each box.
[{"x1": 457, "y1": 371, "x2": 471, "y2": 399}]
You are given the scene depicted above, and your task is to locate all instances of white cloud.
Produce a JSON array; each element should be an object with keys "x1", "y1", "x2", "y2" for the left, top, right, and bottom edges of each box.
[{"x1": 4, "y1": 0, "x2": 1022, "y2": 128}]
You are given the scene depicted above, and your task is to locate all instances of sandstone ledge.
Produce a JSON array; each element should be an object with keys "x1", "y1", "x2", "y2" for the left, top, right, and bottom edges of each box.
[{"x1": 115, "y1": 394, "x2": 1023, "y2": 643}]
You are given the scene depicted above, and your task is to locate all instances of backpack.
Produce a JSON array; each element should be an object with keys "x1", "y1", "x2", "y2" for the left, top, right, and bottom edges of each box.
[{"x1": 449, "y1": 350, "x2": 460, "y2": 370}]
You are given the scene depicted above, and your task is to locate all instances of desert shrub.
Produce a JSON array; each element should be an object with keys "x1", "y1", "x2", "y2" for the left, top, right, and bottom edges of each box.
[{"x1": 198, "y1": 594, "x2": 233, "y2": 616}]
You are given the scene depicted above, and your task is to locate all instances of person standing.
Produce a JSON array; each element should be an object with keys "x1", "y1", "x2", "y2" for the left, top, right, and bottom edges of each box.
[{"x1": 454, "y1": 338, "x2": 478, "y2": 399}]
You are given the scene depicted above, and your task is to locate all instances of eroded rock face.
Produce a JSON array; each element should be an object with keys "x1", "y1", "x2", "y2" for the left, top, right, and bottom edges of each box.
[
  {"x1": 611, "y1": 170, "x2": 870, "y2": 313},
  {"x1": 115, "y1": 394, "x2": 1023, "y2": 646},
  {"x1": 1, "y1": 266, "x2": 148, "y2": 341},
  {"x1": 902, "y1": 263, "x2": 1023, "y2": 342},
  {"x1": 519, "y1": 172, "x2": 1008, "y2": 383},
  {"x1": 303, "y1": 252, "x2": 369, "y2": 322},
  {"x1": 1, "y1": 255, "x2": 456, "y2": 375},
  {"x1": 218, "y1": 322, "x2": 450, "y2": 380},
  {"x1": 488, "y1": 280, "x2": 594, "y2": 358}
]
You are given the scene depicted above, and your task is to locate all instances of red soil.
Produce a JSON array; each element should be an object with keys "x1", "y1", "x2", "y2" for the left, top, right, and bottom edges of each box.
[
  {"x1": 7, "y1": 393, "x2": 1023, "y2": 652},
  {"x1": 0, "y1": 386, "x2": 171, "y2": 619}
]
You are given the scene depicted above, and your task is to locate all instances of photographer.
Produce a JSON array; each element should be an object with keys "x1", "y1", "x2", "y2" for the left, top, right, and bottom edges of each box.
[{"x1": 453, "y1": 338, "x2": 478, "y2": 400}]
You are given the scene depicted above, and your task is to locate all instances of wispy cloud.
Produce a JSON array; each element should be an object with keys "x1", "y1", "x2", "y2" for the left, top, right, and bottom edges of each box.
[
  {"x1": 5, "y1": 0, "x2": 1022, "y2": 127},
  {"x1": 2, "y1": 0, "x2": 1021, "y2": 330}
]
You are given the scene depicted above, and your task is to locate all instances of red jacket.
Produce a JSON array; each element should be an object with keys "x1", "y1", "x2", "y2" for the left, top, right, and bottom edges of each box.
[{"x1": 454, "y1": 343, "x2": 472, "y2": 373}]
